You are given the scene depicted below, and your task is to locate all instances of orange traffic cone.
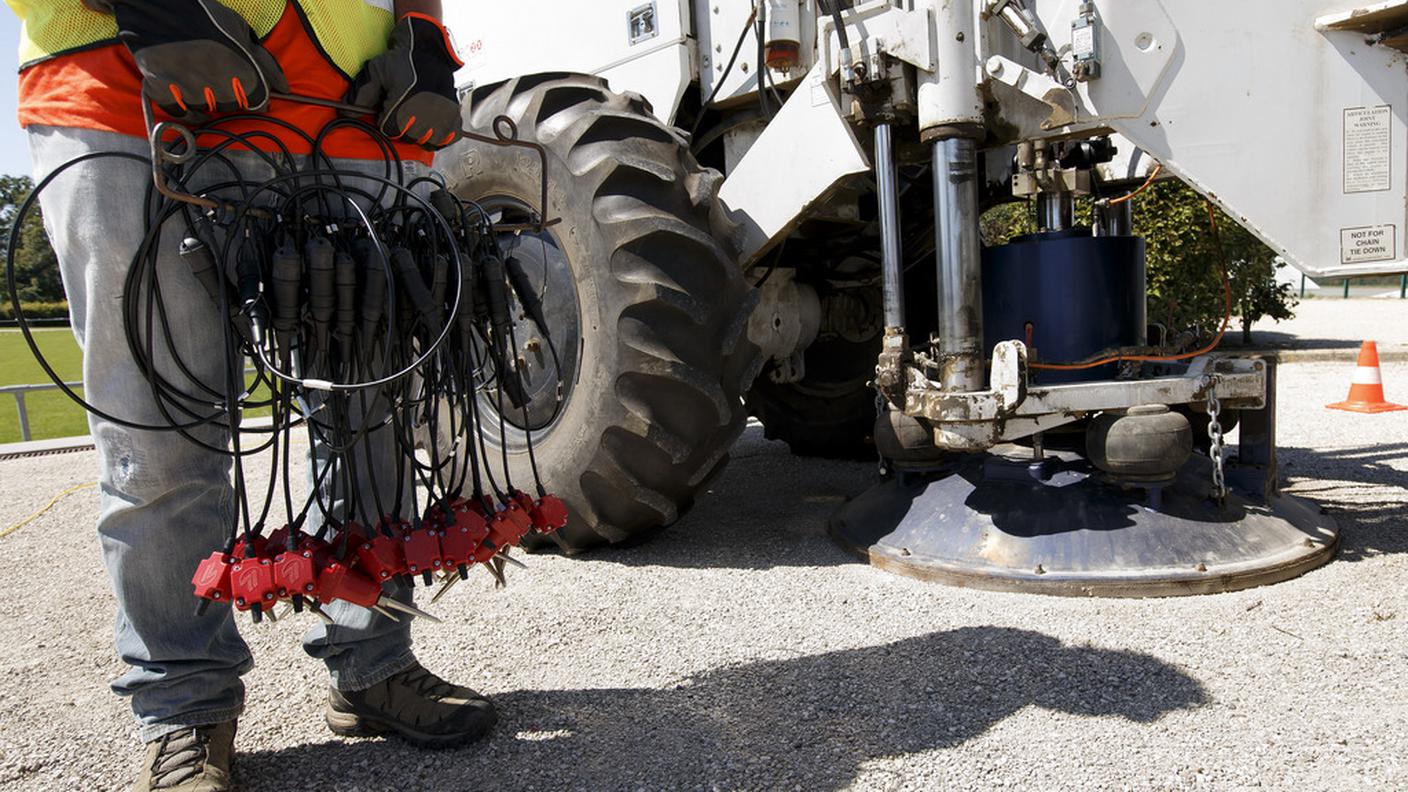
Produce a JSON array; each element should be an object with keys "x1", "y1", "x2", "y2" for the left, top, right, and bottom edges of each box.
[{"x1": 1327, "y1": 341, "x2": 1407, "y2": 414}]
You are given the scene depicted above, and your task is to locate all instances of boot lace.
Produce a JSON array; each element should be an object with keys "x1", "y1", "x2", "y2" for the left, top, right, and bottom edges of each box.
[
  {"x1": 149, "y1": 727, "x2": 212, "y2": 789},
  {"x1": 394, "y1": 665, "x2": 461, "y2": 699}
]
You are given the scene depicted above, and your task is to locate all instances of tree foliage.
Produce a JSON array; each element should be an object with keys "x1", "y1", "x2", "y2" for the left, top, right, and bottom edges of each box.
[
  {"x1": 0, "y1": 174, "x2": 64, "y2": 305},
  {"x1": 980, "y1": 180, "x2": 1297, "y2": 344}
]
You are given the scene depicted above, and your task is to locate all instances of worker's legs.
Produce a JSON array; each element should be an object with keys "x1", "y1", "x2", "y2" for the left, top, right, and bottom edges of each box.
[
  {"x1": 27, "y1": 125, "x2": 252, "y2": 742},
  {"x1": 31, "y1": 124, "x2": 440, "y2": 732}
]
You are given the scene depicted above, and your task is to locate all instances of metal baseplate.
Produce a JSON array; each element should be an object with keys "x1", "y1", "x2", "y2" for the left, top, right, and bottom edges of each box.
[
  {"x1": 835, "y1": 346, "x2": 1338, "y2": 597},
  {"x1": 830, "y1": 448, "x2": 1339, "y2": 598}
]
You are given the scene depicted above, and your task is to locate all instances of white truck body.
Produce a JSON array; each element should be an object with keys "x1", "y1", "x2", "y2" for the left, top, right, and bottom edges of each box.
[{"x1": 446, "y1": 0, "x2": 1408, "y2": 280}]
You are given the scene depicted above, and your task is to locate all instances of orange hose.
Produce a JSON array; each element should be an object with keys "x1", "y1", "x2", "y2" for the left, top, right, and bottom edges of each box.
[
  {"x1": 1106, "y1": 163, "x2": 1163, "y2": 206},
  {"x1": 1030, "y1": 199, "x2": 1230, "y2": 371}
]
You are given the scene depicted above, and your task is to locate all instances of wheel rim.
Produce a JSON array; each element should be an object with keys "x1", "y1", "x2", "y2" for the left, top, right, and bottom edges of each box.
[{"x1": 476, "y1": 198, "x2": 582, "y2": 439}]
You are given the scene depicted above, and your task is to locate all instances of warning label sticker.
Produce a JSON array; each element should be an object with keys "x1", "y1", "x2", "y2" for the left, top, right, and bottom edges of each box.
[
  {"x1": 1343, "y1": 105, "x2": 1392, "y2": 194},
  {"x1": 1340, "y1": 224, "x2": 1397, "y2": 264}
]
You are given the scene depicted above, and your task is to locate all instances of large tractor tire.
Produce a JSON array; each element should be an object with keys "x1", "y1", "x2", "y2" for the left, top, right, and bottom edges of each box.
[
  {"x1": 746, "y1": 333, "x2": 881, "y2": 459},
  {"x1": 441, "y1": 73, "x2": 761, "y2": 552}
]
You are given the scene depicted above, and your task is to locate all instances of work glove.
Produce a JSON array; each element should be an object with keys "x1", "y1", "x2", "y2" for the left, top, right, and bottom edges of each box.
[
  {"x1": 86, "y1": 0, "x2": 288, "y2": 119},
  {"x1": 347, "y1": 13, "x2": 464, "y2": 150}
]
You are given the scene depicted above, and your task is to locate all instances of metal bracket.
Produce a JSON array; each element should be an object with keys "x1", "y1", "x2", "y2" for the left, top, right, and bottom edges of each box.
[
  {"x1": 819, "y1": 1, "x2": 935, "y2": 76},
  {"x1": 903, "y1": 346, "x2": 1268, "y2": 451}
]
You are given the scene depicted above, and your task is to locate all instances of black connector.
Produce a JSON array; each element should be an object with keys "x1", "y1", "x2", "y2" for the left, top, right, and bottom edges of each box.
[
  {"x1": 455, "y1": 256, "x2": 478, "y2": 344},
  {"x1": 430, "y1": 253, "x2": 449, "y2": 318},
  {"x1": 354, "y1": 237, "x2": 386, "y2": 353},
  {"x1": 482, "y1": 254, "x2": 528, "y2": 407},
  {"x1": 306, "y1": 238, "x2": 336, "y2": 325},
  {"x1": 333, "y1": 250, "x2": 358, "y2": 356},
  {"x1": 306, "y1": 237, "x2": 336, "y2": 368},
  {"x1": 180, "y1": 236, "x2": 224, "y2": 308},
  {"x1": 391, "y1": 247, "x2": 441, "y2": 333},
  {"x1": 429, "y1": 189, "x2": 461, "y2": 229},
  {"x1": 270, "y1": 245, "x2": 304, "y2": 360},
  {"x1": 234, "y1": 246, "x2": 268, "y2": 345}
]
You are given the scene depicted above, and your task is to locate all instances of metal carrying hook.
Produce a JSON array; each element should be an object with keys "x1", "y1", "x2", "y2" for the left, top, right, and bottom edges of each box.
[
  {"x1": 143, "y1": 91, "x2": 560, "y2": 233},
  {"x1": 146, "y1": 109, "x2": 222, "y2": 212}
]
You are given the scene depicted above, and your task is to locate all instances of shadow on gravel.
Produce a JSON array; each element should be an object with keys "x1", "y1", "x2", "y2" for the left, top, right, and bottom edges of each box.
[
  {"x1": 238, "y1": 627, "x2": 1205, "y2": 791},
  {"x1": 1233, "y1": 330, "x2": 1363, "y2": 352},
  {"x1": 1280, "y1": 443, "x2": 1408, "y2": 562},
  {"x1": 579, "y1": 425, "x2": 876, "y2": 571}
]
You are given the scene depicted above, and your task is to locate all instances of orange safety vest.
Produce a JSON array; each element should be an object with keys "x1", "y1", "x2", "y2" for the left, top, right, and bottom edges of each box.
[
  {"x1": 9, "y1": 1, "x2": 435, "y2": 164},
  {"x1": 8, "y1": 0, "x2": 395, "y2": 79}
]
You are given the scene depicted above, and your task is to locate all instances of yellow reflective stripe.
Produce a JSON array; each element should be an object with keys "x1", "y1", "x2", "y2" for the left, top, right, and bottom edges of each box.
[
  {"x1": 9, "y1": 0, "x2": 118, "y2": 68},
  {"x1": 293, "y1": 0, "x2": 394, "y2": 78},
  {"x1": 223, "y1": 0, "x2": 286, "y2": 37}
]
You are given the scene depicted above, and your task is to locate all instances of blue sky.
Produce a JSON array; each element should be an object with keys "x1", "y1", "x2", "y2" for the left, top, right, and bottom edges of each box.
[{"x1": 0, "y1": 12, "x2": 29, "y2": 177}]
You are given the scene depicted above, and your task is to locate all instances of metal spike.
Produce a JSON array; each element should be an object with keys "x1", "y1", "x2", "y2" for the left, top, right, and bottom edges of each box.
[
  {"x1": 497, "y1": 551, "x2": 528, "y2": 570},
  {"x1": 276, "y1": 604, "x2": 295, "y2": 621},
  {"x1": 307, "y1": 602, "x2": 336, "y2": 625},
  {"x1": 378, "y1": 596, "x2": 443, "y2": 624},
  {"x1": 430, "y1": 573, "x2": 463, "y2": 605},
  {"x1": 265, "y1": 607, "x2": 279, "y2": 624},
  {"x1": 371, "y1": 604, "x2": 402, "y2": 622},
  {"x1": 483, "y1": 559, "x2": 506, "y2": 587}
]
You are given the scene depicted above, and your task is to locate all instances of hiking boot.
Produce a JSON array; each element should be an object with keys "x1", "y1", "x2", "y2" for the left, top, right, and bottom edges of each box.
[
  {"x1": 133, "y1": 721, "x2": 236, "y2": 792},
  {"x1": 326, "y1": 663, "x2": 497, "y2": 748}
]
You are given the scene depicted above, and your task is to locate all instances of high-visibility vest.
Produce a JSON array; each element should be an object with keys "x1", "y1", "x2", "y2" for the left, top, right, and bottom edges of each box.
[{"x1": 6, "y1": 0, "x2": 395, "y2": 79}]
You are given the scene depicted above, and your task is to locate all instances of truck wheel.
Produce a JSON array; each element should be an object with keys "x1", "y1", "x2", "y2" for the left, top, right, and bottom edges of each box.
[
  {"x1": 442, "y1": 73, "x2": 761, "y2": 552},
  {"x1": 747, "y1": 333, "x2": 880, "y2": 459}
]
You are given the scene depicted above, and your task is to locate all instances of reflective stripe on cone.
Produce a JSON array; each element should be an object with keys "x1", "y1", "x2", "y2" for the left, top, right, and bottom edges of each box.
[{"x1": 1328, "y1": 340, "x2": 1407, "y2": 414}]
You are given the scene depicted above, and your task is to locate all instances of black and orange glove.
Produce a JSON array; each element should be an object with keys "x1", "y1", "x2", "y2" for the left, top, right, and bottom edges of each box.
[
  {"x1": 347, "y1": 13, "x2": 464, "y2": 150},
  {"x1": 89, "y1": 0, "x2": 288, "y2": 120}
]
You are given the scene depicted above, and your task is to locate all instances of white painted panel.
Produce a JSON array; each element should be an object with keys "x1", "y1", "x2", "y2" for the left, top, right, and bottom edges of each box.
[
  {"x1": 719, "y1": 62, "x2": 870, "y2": 263},
  {"x1": 1026, "y1": 0, "x2": 1408, "y2": 278},
  {"x1": 445, "y1": 0, "x2": 694, "y2": 123}
]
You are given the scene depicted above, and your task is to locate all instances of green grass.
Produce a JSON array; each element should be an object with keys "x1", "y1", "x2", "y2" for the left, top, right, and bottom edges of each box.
[
  {"x1": 0, "y1": 328, "x2": 88, "y2": 443},
  {"x1": 0, "y1": 328, "x2": 273, "y2": 444}
]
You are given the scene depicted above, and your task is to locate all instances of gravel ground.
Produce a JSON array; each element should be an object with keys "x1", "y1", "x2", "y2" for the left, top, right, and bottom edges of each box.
[{"x1": 0, "y1": 361, "x2": 1405, "y2": 792}]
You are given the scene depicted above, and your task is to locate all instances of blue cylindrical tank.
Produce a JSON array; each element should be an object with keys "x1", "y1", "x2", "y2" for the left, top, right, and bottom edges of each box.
[{"x1": 981, "y1": 229, "x2": 1147, "y2": 384}]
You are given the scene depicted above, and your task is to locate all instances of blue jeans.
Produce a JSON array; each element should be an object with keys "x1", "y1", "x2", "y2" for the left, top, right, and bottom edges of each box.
[{"x1": 28, "y1": 125, "x2": 422, "y2": 742}]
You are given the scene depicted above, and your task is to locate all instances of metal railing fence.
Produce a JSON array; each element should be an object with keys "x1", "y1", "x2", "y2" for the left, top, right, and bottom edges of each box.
[
  {"x1": 1300, "y1": 274, "x2": 1408, "y2": 299},
  {"x1": 0, "y1": 380, "x2": 82, "y2": 443}
]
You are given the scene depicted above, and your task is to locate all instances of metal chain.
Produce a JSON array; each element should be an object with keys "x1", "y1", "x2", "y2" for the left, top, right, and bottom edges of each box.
[{"x1": 1205, "y1": 377, "x2": 1227, "y2": 503}]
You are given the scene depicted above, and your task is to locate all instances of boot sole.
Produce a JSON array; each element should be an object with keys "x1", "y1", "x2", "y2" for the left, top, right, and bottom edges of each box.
[{"x1": 326, "y1": 704, "x2": 496, "y2": 749}]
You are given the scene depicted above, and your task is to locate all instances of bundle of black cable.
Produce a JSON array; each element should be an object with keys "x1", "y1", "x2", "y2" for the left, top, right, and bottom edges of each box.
[{"x1": 6, "y1": 114, "x2": 569, "y2": 626}]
